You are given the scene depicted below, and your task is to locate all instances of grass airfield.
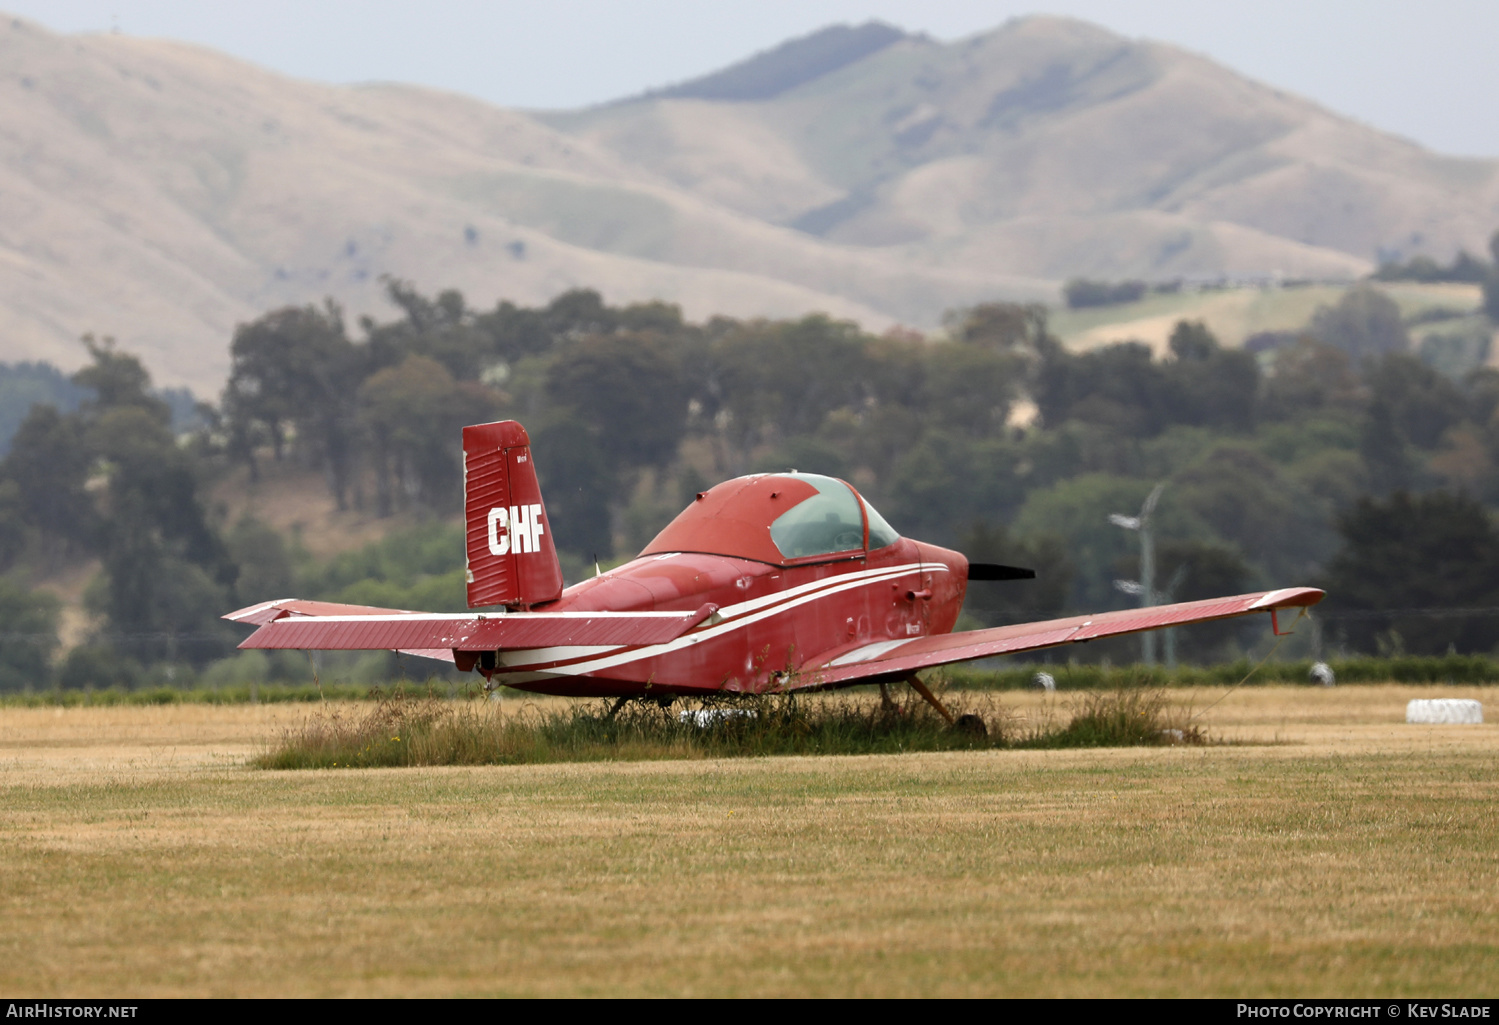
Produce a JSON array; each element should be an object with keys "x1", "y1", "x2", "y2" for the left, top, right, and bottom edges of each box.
[{"x1": 1, "y1": 686, "x2": 1496, "y2": 997}]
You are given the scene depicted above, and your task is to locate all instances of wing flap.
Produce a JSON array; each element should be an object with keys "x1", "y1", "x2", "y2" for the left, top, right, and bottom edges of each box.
[
  {"x1": 804, "y1": 587, "x2": 1324, "y2": 686},
  {"x1": 234, "y1": 603, "x2": 719, "y2": 652}
]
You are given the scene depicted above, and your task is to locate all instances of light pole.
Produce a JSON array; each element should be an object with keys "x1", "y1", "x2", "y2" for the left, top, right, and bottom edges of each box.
[
  {"x1": 1109, "y1": 483, "x2": 1165, "y2": 666},
  {"x1": 1159, "y1": 563, "x2": 1187, "y2": 670}
]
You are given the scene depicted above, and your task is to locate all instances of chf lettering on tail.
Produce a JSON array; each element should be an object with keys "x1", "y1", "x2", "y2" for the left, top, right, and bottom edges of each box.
[
  {"x1": 463, "y1": 421, "x2": 563, "y2": 609},
  {"x1": 487, "y1": 504, "x2": 545, "y2": 556}
]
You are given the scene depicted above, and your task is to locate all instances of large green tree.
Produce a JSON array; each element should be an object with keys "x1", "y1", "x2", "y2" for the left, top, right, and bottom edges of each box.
[
  {"x1": 81, "y1": 349, "x2": 236, "y2": 665},
  {"x1": 223, "y1": 302, "x2": 361, "y2": 506},
  {"x1": 1, "y1": 404, "x2": 95, "y2": 559},
  {"x1": 358, "y1": 355, "x2": 498, "y2": 515},
  {"x1": 0, "y1": 574, "x2": 60, "y2": 690},
  {"x1": 1162, "y1": 321, "x2": 1258, "y2": 433},
  {"x1": 1319, "y1": 491, "x2": 1499, "y2": 655},
  {"x1": 546, "y1": 332, "x2": 690, "y2": 469},
  {"x1": 1, "y1": 339, "x2": 240, "y2": 668},
  {"x1": 531, "y1": 416, "x2": 617, "y2": 561},
  {"x1": 959, "y1": 521, "x2": 1073, "y2": 627},
  {"x1": 1308, "y1": 286, "x2": 1409, "y2": 361}
]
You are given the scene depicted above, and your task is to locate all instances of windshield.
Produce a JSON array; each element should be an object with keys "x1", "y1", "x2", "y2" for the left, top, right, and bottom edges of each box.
[
  {"x1": 641, "y1": 472, "x2": 902, "y2": 566},
  {"x1": 770, "y1": 475, "x2": 865, "y2": 559},
  {"x1": 863, "y1": 498, "x2": 899, "y2": 550}
]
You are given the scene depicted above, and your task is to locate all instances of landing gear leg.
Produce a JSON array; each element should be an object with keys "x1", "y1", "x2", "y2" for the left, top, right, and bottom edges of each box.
[
  {"x1": 604, "y1": 696, "x2": 630, "y2": 720},
  {"x1": 905, "y1": 674, "x2": 955, "y2": 725},
  {"x1": 879, "y1": 682, "x2": 898, "y2": 713}
]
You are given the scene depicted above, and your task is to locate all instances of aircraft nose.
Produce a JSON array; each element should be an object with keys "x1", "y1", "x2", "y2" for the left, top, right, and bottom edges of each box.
[{"x1": 911, "y1": 541, "x2": 967, "y2": 595}]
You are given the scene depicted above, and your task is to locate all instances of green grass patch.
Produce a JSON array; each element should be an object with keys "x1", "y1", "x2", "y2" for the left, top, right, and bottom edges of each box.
[{"x1": 255, "y1": 684, "x2": 1202, "y2": 769}]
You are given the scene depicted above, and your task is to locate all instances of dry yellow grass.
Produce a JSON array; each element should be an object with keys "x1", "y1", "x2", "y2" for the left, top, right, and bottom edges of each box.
[{"x1": 1, "y1": 686, "x2": 1496, "y2": 997}]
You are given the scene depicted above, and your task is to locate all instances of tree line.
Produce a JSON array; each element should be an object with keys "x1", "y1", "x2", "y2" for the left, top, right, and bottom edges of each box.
[{"x1": 5, "y1": 265, "x2": 1499, "y2": 688}]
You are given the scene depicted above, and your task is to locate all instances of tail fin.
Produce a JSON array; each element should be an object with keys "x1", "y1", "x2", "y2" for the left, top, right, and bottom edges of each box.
[{"x1": 463, "y1": 420, "x2": 564, "y2": 609}]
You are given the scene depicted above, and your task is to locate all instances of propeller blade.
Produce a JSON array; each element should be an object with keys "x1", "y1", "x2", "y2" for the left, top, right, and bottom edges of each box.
[{"x1": 967, "y1": 563, "x2": 1036, "y2": 581}]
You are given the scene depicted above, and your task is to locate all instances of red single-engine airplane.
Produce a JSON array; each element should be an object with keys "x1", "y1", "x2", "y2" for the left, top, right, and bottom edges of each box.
[{"x1": 225, "y1": 420, "x2": 1323, "y2": 719}]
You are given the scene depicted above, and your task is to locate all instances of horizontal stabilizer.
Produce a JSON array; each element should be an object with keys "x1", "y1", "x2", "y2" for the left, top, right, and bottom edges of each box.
[
  {"x1": 231, "y1": 601, "x2": 721, "y2": 653},
  {"x1": 805, "y1": 587, "x2": 1324, "y2": 686},
  {"x1": 223, "y1": 598, "x2": 416, "y2": 627}
]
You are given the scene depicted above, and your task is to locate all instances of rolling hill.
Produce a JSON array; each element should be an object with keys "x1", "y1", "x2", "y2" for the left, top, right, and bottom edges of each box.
[
  {"x1": 550, "y1": 18, "x2": 1499, "y2": 285},
  {"x1": 2, "y1": 13, "x2": 1498, "y2": 395},
  {"x1": 0, "y1": 14, "x2": 1049, "y2": 393}
]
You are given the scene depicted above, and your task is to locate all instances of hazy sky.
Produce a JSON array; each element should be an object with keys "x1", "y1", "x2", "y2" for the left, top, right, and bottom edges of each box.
[{"x1": 8, "y1": 0, "x2": 1499, "y2": 157}]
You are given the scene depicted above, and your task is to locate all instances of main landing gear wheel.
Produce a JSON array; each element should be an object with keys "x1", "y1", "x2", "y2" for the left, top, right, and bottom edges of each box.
[{"x1": 604, "y1": 695, "x2": 675, "y2": 719}]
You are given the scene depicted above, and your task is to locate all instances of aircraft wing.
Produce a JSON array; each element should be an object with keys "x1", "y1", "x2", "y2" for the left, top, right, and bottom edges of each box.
[
  {"x1": 804, "y1": 587, "x2": 1324, "y2": 686},
  {"x1": 223, "y1": 598, "x2": 721, "y2": 659}
]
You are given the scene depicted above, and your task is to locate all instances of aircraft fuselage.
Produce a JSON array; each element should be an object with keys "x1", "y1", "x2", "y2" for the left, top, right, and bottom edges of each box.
[{"x1": 482, "y1": 537, "x2": 967, "y2": 696}]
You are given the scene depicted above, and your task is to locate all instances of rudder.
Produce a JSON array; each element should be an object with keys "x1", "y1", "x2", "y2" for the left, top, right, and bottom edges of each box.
[{"x1": 463, "y1": 420, "x2": 564, "y2": 609}]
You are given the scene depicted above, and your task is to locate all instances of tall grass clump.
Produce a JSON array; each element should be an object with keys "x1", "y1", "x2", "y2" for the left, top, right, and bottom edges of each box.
[
  {"x1": 256, "y1": 680, "x2": 1208, "y2": 769},
  {"x1": 1012, "y1": 687, "x2": 1203, "y2": 749},
  {"x1": 256, "y1": 687, "x2": 1001, "y2": 769}
]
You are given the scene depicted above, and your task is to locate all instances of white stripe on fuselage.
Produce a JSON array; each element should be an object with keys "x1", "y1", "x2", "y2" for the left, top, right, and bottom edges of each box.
[
  {"x1": 497, "y1": 644, "x2": 622, "y2": 666},
  {"x1": 495, "y1": 561, "x2": 945, "y2": 678}
]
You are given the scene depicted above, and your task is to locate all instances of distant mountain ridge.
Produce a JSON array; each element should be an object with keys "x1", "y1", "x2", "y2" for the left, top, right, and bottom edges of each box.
[
  {"x1": 550, "y1": 16, "x2": 1499, "y2": 280},
  {"x1": 632, "y1": 22, "x2": 910, "y2": 103},
  {"x1": 0, "y1": 13, "x2": 1046, "y2": 393},
  {"x1": 2, "y1": 12, "x2": 1498, "y2": 394}
]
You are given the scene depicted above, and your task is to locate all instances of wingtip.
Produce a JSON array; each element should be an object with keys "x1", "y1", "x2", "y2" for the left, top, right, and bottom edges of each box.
[{"x1": 1248, "y1": 587, "x2": 1325, "y2": 610}]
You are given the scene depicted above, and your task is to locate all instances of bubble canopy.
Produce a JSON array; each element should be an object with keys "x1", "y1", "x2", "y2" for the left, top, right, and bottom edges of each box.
[{"x1": 641, "y1": 473, "x2": 901, "y2": 566}]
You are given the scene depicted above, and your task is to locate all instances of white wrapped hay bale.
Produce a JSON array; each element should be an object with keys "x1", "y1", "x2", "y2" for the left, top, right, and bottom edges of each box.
[
  {"x1": 1031, "y1": 672, "x2": 1056, "y2": 692},
  {"x1": 1309, "y1": 661, "x2": 1335, "y2": 687},
  {"x1": 1406, "y1": 699, "x2": 1484, "y2": 724}
]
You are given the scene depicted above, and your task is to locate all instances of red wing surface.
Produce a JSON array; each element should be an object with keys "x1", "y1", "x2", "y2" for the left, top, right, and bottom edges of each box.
[{"x1": 805, "y1": 588, "x2": 1324, "y2": 685}]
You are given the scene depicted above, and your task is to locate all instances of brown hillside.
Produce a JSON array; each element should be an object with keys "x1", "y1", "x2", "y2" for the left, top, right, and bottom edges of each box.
[
  {"x1": 0, "y1": 15, "x2": 1050, "y2": 394},
  {"x1": 207, "y1": 461, "x2": 448, "y2": 562},
  {"x1": 551, "y1": 17, "x2": 1499, "y2": 281},
  {"x1": 5, "y1": 14, "x2": 1499, "y2": 398}
]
